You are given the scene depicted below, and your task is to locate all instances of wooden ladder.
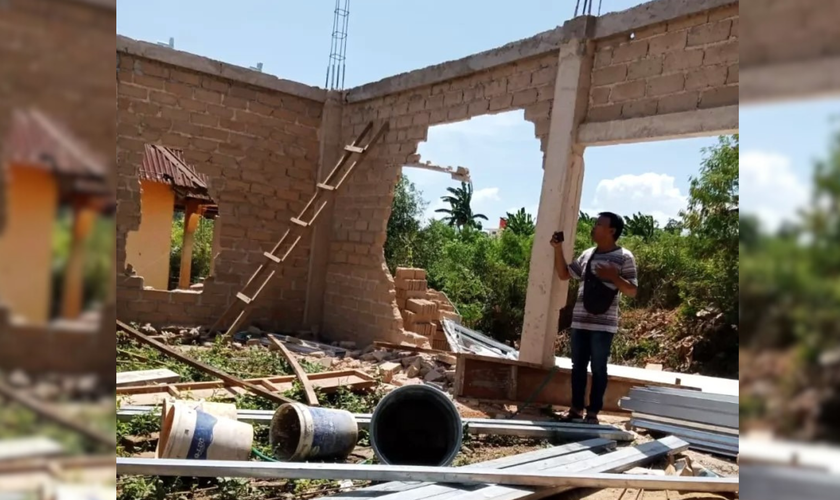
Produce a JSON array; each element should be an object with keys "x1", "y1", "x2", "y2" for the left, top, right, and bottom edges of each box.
[{"x1": 209, "y1": 121, "x2": 390, "y2": 339}]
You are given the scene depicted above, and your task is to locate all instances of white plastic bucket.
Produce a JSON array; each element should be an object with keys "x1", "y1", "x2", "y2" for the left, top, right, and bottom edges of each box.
[
  {"x1": 158, "y1": 402, "x2": 253, "y2": 461},
  {"x1": 270, "y1": 403, "x2": 358, "y2": 462},
  {"x1": 155, "y1": 399, "x2": 239, "y2": 458}
]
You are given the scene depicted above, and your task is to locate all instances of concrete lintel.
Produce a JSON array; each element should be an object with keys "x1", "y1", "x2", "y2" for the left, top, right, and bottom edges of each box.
[
  {"x1": 577, "y1": 105, "x2": 739, "y2": 146},
  {"x1": 116, "y1": 35, "x2": 328, "y2": 103},
  {"x1": 345, "y1": 26, "x2": 569, "y2": 103},
  {"x1": 740, "y1": 56, "x2": 840, "y2": 105},
  {"x1": 594, "y1": 0, "x2": 737, "y2": 39}
]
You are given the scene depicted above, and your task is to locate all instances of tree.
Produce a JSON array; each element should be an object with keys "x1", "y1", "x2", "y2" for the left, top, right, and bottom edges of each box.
[
  {"x1": 504, "y1": 208, "x2": 535, "y2": 236},
  {"x1": 384, "y1": 175, "x2": 427, "y2": 272},
  {"x1": 435, "y1": 182, "x2": 489, "y2": 230},
  {"x1": 664, "y1": 218, "x2": 683, "y2": 234},
  {"x1": 624, "y1": 212, "x2": 658, "y2": 241},
  {"x1": 679, "y1": 134, "x2": 739, "y2": 323}
]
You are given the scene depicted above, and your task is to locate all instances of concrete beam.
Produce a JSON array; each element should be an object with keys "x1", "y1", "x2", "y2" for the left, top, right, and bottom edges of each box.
[
  {"x1": 577, "y1": 106, "x2": 739, "y2": 146},
  {"x1": 594, "y1": 0, "x2": 737, "y2": 39},
  {"x1": 116, "y1": 35, "x2": 327, "y2": 103},
  {"x1": 740, "y1": 57, "x2": 840, "y2": 105},
  {"x1": 345, "y1": 27, "x2": 568, "y2": 103}
]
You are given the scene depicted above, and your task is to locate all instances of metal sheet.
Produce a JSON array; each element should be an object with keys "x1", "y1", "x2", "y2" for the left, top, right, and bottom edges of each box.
[
  {"x1": 618, "y1": 397, "x2": 738, "y2": 428},
  {"x1": 629, "y1": 419, "x2": 738, "y2": 447},
  {"x1": 631, "y1": 412, "x2": 739, "y2": 435},
  {"x1": 627, "y1": 388, "x2": 739, "y2": 415},
  {"x1": 639, "y1": 385, "x2": 739, "y2": 404}
]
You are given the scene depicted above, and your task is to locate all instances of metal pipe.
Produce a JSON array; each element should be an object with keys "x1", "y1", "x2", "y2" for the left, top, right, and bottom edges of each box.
[{"x1": 116, "y1": 458, "x2": 739, "y2": 492}]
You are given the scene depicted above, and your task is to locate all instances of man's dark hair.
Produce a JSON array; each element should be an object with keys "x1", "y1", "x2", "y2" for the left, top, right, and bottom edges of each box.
[{"x1": 598, "y1": 211, "x2": 624, "y2": 241}]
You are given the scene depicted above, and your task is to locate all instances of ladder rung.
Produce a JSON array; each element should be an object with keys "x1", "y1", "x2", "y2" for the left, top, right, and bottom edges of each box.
[
  {"x1": 316, "y1": 183, "x2": 336, "y2": 191},
  {"x1": 236, "y1": 292, "x2": 252, "y2": 304},
  {"x1": 263, "y1": 252, "x2": 281, "y2": 264},
  {"x1": 345, "y1": 145, "x2": 365, "y2": 154},
  {"x1": 291, "y1": 217, "x2": 309, "y2": 227}
]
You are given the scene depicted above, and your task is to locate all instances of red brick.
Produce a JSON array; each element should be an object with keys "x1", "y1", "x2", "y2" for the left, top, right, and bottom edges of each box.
[
  {"x1": 730, "y1": 19, "x2": 738, "y2": 39},
  {"x1": 685, "y1": 65, "x2": 728, "y2": 90},
  {"x1": 699, "y1": 85, "x2": 739, "y2": 109},
  {"x1": 489, "y1": 94, "x2": 513, "y2": 111},
  {"x1": 443, "y1": 91, "x2": 463, "y2": 106},
  {"x1": 633, "y1": 23, "x2": 667, "y2": 40},
  {"x1": 179, "y1": 98, "x2": 207, "y2": 113},
  {"x1": 594, "y1": 50, "x2": 612, "y2": 69},
  {"x1": 646, "y1": 73, "x2": 685, "y2": 97},
  {"x1": 468, "y1": 99, "x2": 490, "y2": 115},
  {"x1": 627, "y1": 57, "x2": 663, "y2": 80},
  {"x1": 663, "y1": 50, "x2": 704, "y2": 72},
  {"x1": 703, "y1": 40, "x2": 738, "y2": 65},
  {"x1": 622, "y1": 99, "x2": 658, "y2": 118},
  {"x1": 507, "y1": 72, "x2": 531, "y2": 91},
  {"x1": 611, "y1": 40, "x2": 649, "y2": 63},
  {"x1": 648, "y1": 31, "x2": 687, "y2": 56},
  {"x1": 610, "y1": 80, "x2": 645, "y2": 102},
  {"x1": 592, "y1": 64, "x2": 628, "y2": 86},
  {"x1": 229, "y1": 86, "x2": 257, "y2": 100},
  {"x1": 531, "y1": 67, "x2": 555, "y2": 86},
  {"x1": 687, "y1": 20, "x2": 732, "y2": 47},
  {"x1": 223, "y1": 95, "x2": 249, "y2": 110},
  {"x1": 190, "y1": 113, "x2": 219, "y2": 127},
  {"x1": 165, "y1": 81, "x2": 194, "y2": 98},
  {"x1": 201, "y1": 77, "x2": 230, "y2": 93},
  {"x1": 138, "y1": 61, "x2": 169, "y2": 78},
  {"x1": 657, "y1": 92, "x2": 699, "y2": 114},
  {"x1": 171, "y1": 69, "x2": 202, "y2": 85}
]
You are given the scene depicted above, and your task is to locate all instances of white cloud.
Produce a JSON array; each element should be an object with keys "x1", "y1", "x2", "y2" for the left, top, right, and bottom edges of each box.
[
  {"x1": 473, "y1": 187, "x2": 501, "y2": 203},
  {"x1": 740, "y1": 151, "x2": 810, "y2": 232},
  {"x1": 427, "y1": 110, "x2": 526, "y2": 138},
  {"x1": 584, "y1": 173, "x2": 687, "y2": 225}
]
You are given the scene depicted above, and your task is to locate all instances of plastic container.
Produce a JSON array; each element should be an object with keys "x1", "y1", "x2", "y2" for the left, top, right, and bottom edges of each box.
[
  {"x1": 369, "y1": 384, "x2": 463, "y2": 466},
  {"x1": 270, "y1": 403, "x2": 358, "y2": 462},
  {"x1": 157, "y1": 402, "x2": 253, "y2": 461},
  {"x1": 155, "y1": 399, "x2": 239, "y2": 458}
]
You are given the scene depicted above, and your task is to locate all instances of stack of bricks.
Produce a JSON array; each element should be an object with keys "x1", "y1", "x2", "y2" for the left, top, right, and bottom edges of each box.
[{"x1": 394, "y1": 267, "x2": 463, "y2": 351}]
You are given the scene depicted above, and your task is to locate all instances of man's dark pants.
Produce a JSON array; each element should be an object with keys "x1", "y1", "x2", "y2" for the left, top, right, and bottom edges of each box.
[{"x1": 570, "y1": 328, "x2": 615, "y2": 415}]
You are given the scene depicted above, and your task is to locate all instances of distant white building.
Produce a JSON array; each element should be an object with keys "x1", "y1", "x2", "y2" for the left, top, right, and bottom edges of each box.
[{"x1": 484, "y1": 217, "x2": 506, "y2": 238}]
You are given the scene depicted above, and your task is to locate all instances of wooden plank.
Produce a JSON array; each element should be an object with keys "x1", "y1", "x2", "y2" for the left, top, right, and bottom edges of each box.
[
  {"x1": 117, "y1": 319, "x2": 295, "y2": 406},
  {"x1": 266, "y1": 335, "x2": 319, "y2": 406},
  {"x1": 116, "y1": 457, "x2": 737, "y2": 492},
  {"x1": 116, "y1": 368, "x2": 181, "y2": 387},
  {"x1": 0, "y1": 381, "x2": 115, "y2": 448},
  {"x1": 373, "y1": 341, "x2": 451, "y2": 356},
  {"x1": 116, "y1": 369, "x2": 376, "y2": 406},
  {"x1": 0, "y1": 437, "x2": 64, "y2": 462}
]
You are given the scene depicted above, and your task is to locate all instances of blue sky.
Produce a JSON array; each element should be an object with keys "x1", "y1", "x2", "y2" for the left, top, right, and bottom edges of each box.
[{"x1": 117, "y1": 0, "x2": 838, "y2": 231}]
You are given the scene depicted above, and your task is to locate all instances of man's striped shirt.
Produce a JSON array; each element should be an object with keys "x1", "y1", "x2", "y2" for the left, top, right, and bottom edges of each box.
[{"x1": 567, "y1": 246, "x2": 638, "y2": 334}]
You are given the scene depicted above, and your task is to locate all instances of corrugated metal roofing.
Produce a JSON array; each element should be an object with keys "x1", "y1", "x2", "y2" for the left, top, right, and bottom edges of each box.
[
  {"x1": 1, "y1": 108, "x2": 108, "y2": 181},
  {"x1": 140, "y1": 144, "x2": 213, "y2": 202}
]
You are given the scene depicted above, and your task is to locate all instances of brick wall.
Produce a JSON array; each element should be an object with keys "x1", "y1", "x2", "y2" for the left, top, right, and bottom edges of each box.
[
  {"x1": 0, "y1": 0, "x2": 114, "y2": 235},
  {"x1": 116, "y1": 54, "x2": 323, "y2": 330},
  {"x1": 322, "y1": 53, "x2": 559, "y2": 345},
  {"x1": 741, "y1": 0, "x2": 839, "y2": 68},
  {"x1": 587, "y1": 3, "x2": 738, "y2": 122}
]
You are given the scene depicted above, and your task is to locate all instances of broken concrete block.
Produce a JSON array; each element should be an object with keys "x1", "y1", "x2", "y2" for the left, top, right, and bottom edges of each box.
[
  {"x1": 406, "y1": 364, "x2": 421, "y2": 378},
  {"x1": 348, "y1": 350, "x2": 362, "y2": 358},
  {"x1": 378, "y1": 361, "x2": 402, "y2": 383},
  {"x1": 413, "y1": 268, "x2": 427, "y2": 280},
  {"x1": 316, "y1": 357, "x2": 334, "y2": 370},
  {"x1": 338, "y1": 341, "x2": 357, "y2": 350},
  {"x1": 372, "y1": 350, "x2": 391, "y2": 362},
  {"x1": 246, "y1": 339, "x2": 263, "y2": 347},
  {"x1": 425, "y1": 369, "x2": 445, "y2": 382},
  {"x1": 435, "y1": 353, "x2": 457, "y2": 366},
  {"x1": 401, "y1": 355, "x2": 421, "y2": 367},
  {"x1": 444, "y1": 369, "x2": 456, "y2": 381}
]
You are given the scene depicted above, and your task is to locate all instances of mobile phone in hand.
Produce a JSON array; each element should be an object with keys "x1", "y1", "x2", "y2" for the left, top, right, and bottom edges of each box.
[{"x1": 552, "y1": 231, "x2": 564, "y2": 243}]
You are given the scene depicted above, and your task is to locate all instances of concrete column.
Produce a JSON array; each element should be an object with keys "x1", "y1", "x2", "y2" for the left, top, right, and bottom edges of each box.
[
  {"x1": 178, "y1": 202, "x2": 201, "y2": 290},
  {"x1": 520, "y1": 38, "x2": 593, "y2": 367},
  {"x1": 60, "y1": 204, "x2": 97, "y2": 319},
  {"x1": 303, "y1": 92, "x2": 344, "y2": 332}
]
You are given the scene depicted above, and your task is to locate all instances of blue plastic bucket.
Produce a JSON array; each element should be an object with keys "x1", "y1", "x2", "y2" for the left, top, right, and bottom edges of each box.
[{"x1": 270, "y1": 403, "x2": 358, "y2": 462}]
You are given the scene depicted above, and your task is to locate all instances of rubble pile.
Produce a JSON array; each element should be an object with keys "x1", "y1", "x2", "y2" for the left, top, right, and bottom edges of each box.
[{"x1": 394, "y1": 267, "x2": 461, "y2": 350}]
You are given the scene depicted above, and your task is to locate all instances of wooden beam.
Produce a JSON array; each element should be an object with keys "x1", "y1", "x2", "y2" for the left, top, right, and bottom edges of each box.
[
  {"x1": 373, "y1": 341, "x2": 451, "y2": 356},
  {"x1": 116, "y1": 320, "x2": 295, "y2": 406},
  {"x1": 0, "y1": 381, "x2": 115, "y2": 448},
  {"x1": 115, "y1": 458, "x2": 739, "y2": 492},
  {"x1": 116, "y1": 368, "x2": 180, "y2": 387},
  {"x1": 266, "y1": 335, "x2": 319, "y2": 406}
]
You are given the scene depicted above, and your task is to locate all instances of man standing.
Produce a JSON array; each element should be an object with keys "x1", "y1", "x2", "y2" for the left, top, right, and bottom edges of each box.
[{"x1": 550, "y1": 212, "x2": 638, "y2": 423}]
